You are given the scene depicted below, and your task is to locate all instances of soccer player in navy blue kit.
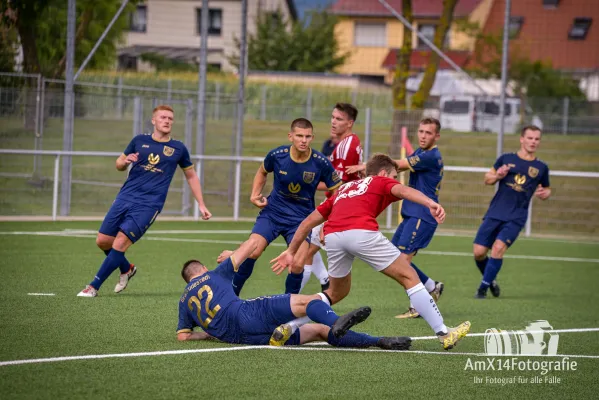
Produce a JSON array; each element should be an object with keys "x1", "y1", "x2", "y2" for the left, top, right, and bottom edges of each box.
[
  {"x1": 346, "y1": 118, "x2": 445, "y2": 319},
  {"x1": 77, "y1": 105, "x2": 212, "y2": 297},
  {"x1": 177, "y1": 236, "x2": 412, "y2": 350},
  {"x1": 221, "y1": 118, "x2": 342, "y2": 296},
  {"x1": 473, "y1": 125, "x2": 551, "y2": 298}
]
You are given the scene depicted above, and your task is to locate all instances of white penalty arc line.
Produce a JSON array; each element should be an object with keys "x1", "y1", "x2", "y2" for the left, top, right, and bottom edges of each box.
[{"x1": 2, "y1": 328, "x2": 599, "y2": 367}]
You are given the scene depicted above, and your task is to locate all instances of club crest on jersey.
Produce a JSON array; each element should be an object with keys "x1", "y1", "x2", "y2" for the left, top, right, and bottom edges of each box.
[
  {"x1": 303, "y1": 171, "x2": 315, "y2": 184},
  {"x1": 507, "y1": 173, "x2": 526, "y2": 192},
  {"x1": 163, "y1": 146, "x2": 175, "y2": 157},
  {"x1": 148, "y1": 153, "x2": 160, "y2": 165},
  {"x1": 528, "y1": 167, "x2": 539, "y2": 178},
  {"x1": 288, "y1": 182, "x2": 301, "y2": 193}
]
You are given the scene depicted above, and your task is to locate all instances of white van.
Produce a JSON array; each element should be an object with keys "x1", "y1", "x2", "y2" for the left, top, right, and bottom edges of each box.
[{"x1": 440, "y1": 95, "x2": 540, "y2": 134}]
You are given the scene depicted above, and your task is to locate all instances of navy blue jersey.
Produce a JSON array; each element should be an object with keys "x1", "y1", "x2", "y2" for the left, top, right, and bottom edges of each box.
[
  {"x1": 262, "y1": 146, "x2": 341, "y2": 225},
  {"x1": 116, "y1": 134, "x2": 193, "y2": 211},
  {"x1": 177, "y1": 258, "x2": 244, "y2": 344},
  {"x1": 485, "y1": 153, "x2": 550, "y2": 225},
  {"x1": 402, "y1": 146, "x2": 444, "y2": 225}
]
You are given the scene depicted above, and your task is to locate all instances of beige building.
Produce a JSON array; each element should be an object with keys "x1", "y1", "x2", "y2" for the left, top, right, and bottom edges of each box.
[{"x1": 120, "y1": 0, "x2": 297, "y2": 72}]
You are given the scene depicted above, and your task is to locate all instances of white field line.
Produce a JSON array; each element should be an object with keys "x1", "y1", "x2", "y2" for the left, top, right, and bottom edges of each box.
[
  {"x1": 27, "y1": 293, "x2": 56, "y2": 296},
  {"x1": 2, "y1": 328, "x2": 599, "y2": 366},
  {"x1": 2, "y1": 231, "x2": 597, "y2": 263}
]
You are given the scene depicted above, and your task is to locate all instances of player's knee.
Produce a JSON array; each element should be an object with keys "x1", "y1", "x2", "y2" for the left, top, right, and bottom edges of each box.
[
  {"x1": 112, "y1": 234, "x2": 133, "y2": 252},
  {"x1": 490, "y1": 241, "x2": 507, "y2": 258},
  {"x1": 473, "y1": 245, "x2": 488, "y2": 260},
  {"x1": 95, "y1": 235, "x2": 113, "y2": 250}
]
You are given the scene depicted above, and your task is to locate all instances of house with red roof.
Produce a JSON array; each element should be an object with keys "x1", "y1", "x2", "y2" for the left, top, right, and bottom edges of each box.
[{"x1": 329, "y1": 0, "x2": 493, "y2": 84}]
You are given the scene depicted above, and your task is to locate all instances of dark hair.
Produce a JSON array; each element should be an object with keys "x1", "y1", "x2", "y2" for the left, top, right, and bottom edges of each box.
[
  {"x1": 365, "y1": 153, "x2": 397, "y2": 176},
  {"x1": 290, "y1": 118, "x2": 313, "y2": 131},
  {"x1": 334, "y1": 103, "x2": 358, "y2": 122},
  {"x1": 420, "y1": 117, "x2": 441, "y2": 134},
  {"x1": 181, "y1": 259, "x2": 205, "y2": 283},
  {"x1": 521, "y1": 125, "x2": 542, "y2": 137}
]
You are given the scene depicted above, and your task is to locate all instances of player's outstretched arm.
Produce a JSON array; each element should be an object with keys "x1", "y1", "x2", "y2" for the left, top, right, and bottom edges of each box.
[
  {"x1": 391, "y1": 184, "x2": 446, "y2": 223},
  {"x1": 271, "y1": 210, "x2": 325, "y2": 275},
  {"x1": 183, "y1": 168, "x2": 212, "y2": 220},
  {"x1": 116, "y1": 153, "x2": 138, "y2": 171},
  {"x1": 250, "y1": 165, "x2": 269, "y2": 208}
]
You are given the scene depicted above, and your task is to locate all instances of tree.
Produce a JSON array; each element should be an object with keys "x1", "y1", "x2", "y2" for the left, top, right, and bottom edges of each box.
[
  {"x1": 230, "y1": 9, "x2": 350, "y2": 73},
  {"x1": 411, "y1": 0, "x2": 458, "y2": 109},
  {"x1": 1, "y1": 0, "x2": 138, "y2": 78},
  {"x1": 389, "y1": 0, "x2": 413, "y2": 157}
]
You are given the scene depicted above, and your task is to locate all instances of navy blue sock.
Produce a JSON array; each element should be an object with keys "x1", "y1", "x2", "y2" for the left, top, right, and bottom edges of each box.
[
  {"x1": 411, "y1": 263, "x2": 430, "y2": 283},
  {"x1": 475, "y1": 257, "x2": 488, "y2": 275},
  {"x1": 285, "y1": 271, "x2": 303, "y2": 294},
  {"x1": 479, "y1": 257, "x2": 503, "y2": 291},
  {"x1": 327, "y1": 330, "x2": 379, "y2": 348},
  {"x1": 90, "y1": 249, "x2": 126, "y2": 290},
  {"x1": 306, "y1": 299, "x2": 338, "y2": 327},
  {"x1": 232, "y1": 258, "x2": 256, "y2": 296},
  {"x1": 102, "y1": 248, "x2": 132, "y2": 274}
]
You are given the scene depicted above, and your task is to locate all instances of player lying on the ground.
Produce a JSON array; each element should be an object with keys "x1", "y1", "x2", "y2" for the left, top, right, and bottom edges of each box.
[
  {"x1": 177, "y1": 235, "x2": 412, "y2": 350},
  {"x1": 346, "y1": 117, "x2": 445, "y2": 319},
  {"x1": 472, "y1": 125, "x2": 551, "y2": 299},
  {"x1": 271, "y1": 154, "x2": 471, "y2": 350},
  {"x1": 78, "y1": 105, "x2": 211, "y2": 298}
]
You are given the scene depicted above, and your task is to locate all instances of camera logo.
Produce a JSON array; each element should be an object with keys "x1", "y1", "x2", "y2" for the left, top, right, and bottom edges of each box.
[{"x1": 484, "y1": 320, "x2": 559, "y2": 356}]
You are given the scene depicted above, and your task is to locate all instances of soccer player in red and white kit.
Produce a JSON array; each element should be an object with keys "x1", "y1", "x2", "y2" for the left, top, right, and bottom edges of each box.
[
  {"x1": 302, "y1": 103, "x2": 363, "y2": 293},
  {"x1": 272, "y1": 154, "x2": 470, "y2": 350}
]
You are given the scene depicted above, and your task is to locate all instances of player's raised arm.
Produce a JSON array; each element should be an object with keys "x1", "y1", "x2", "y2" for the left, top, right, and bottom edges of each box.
[
  {"x1": 391, "y1": 184, "x2": 445, "y2": 224},
  {"x1": 270, "y1": 209, "x2": 326, "y2": 275},
  {"x1": 484, "y1": 155, "x2": 509, "y2": 185},
  {"x1": 250, "y1": 164, "x2": 269, "y2": 208}
]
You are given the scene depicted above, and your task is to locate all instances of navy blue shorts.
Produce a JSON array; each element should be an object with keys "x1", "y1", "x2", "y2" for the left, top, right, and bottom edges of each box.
[
  {"x1": 98, "y1": 200, "x2": 159, "y2": 243},
  {"x1": 473, "y1": 217, "x2": 523, "y2": 248},
  {"x1": 251, "y1": 212, "x2": 305, "y2": 245},
  {"x1": 391, "y1": 217, "x2": 437, "y2": 254},
  {"x1": 237, "y1": 294, "x2": 301, "y2": 346}
]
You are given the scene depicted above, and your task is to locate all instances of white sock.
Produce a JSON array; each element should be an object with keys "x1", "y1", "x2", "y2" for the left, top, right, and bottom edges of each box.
[
  {"x1": 406, "y1": 283, "x2": 447, "y2": 334},
  {"x1": 424, "y1": 278, "x2": 436, "y2": 292},
  {"x1": 311, "y1": 251, "x2": 329, "y2": 285},
  {"x1": 288, "y1": 316, "x2": 311, "y2": 333},
  {"x1": 317, "y1": 292, "x2": 331, "y2": 306},
  {"x1": 300, "y1": 265, "x2": 313, "y2": 293}
]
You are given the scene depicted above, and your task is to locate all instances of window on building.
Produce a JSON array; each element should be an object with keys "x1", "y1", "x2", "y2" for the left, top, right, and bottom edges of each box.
[
  {"x1": 542, "y1": 0, "x2": 560, "y2": 9},
  {"x1": 569, "y1": 18, "x2": 592, "y2": 40},
  {"x1": 196, "y1": 8, "x2": 223, "y2": 36},
  {"x1": 508, "y1": 16, "x2": 524, "y2": 38},
  {"x1": 417, "y1": 24, "x2": 450, "y2": 49},
  {"x1": 354, "y1": 22, "x2": 386, "y2": 47},
  {"x1": 118, "y1": 55, "x2": 138, "y2": 71},
  {"x1": 130, "y1": 5, "x2": 147, "y2": 33}
]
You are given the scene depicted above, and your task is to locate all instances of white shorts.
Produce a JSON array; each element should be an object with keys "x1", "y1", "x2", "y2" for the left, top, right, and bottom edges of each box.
[
  {"x1": 324, "y1": 229, "x2": 401, "y2": 278},
  {"x1": 309, "y1": 223, "x2": 324, "y2": 248}
]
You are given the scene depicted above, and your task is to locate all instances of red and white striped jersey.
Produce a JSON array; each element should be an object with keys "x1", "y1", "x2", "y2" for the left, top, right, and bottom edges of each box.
[{"x1": 329, "y1": 133, "x2": 363, "y2": 183}]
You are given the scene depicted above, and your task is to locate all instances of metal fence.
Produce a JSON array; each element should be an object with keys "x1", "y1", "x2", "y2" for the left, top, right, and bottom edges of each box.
[
  {"x1": 1, "y1": 150, "x2": 598, "y2": 238},
  {"x1": 1, "y1": 74, "x2": 599, "y2": 238}
]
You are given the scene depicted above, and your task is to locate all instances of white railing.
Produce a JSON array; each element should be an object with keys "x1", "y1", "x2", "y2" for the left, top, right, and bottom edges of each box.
[{"x1": 1, "y1": 149, "x2": 598, "y2": 237}]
